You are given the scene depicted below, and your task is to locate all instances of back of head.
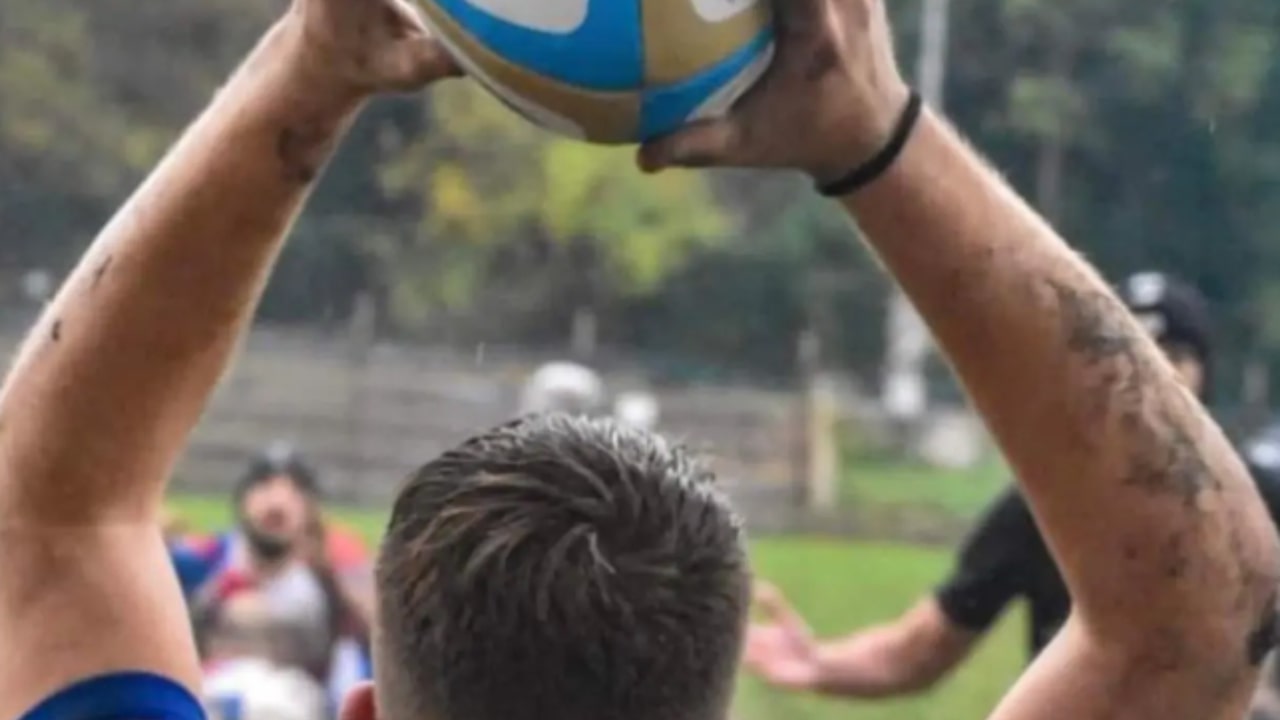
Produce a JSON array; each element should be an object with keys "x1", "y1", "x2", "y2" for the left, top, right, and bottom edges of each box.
[{"x1": 376, "y1": 414, "x2": 750, "y2": 720}]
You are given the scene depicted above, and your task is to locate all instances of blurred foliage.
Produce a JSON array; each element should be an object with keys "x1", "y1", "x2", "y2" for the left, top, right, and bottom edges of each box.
[{"x1": 5, "y1": 0, "x2": 1280, "y2": 391}]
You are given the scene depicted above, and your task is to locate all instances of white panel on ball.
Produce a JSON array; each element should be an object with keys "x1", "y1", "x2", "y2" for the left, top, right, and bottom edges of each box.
[
  {"x1": 461, "y1": 0, "x2": 590, "y2": 34},
  {"x1": 689, "y1": 0, "x2": 765, "y2": 24}
]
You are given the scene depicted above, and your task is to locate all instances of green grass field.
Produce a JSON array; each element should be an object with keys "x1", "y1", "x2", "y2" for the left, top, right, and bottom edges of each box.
[
  {"x1": 170, "y1": 495, "x2": 1025, "y2": 720},
  {"x1": 841, "y1": 457, "x2": 1011, "y2": 521}
]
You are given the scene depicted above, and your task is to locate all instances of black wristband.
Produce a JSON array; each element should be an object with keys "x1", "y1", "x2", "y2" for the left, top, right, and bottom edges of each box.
[{"x1": 816, "y1": 90, "x2": 924, "y2": 197}]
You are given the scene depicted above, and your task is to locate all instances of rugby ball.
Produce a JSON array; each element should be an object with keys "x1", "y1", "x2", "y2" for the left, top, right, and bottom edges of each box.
[{"x1": 416, "y1": 0, "x2": 775, "y2": 144}]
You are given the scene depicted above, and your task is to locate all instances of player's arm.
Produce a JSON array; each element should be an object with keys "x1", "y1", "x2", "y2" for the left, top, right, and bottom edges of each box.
[
  {"x1": 641, "y1": 0, "x2": 1279, "y2": 717},
  {"x1": 809, "y1": 598, "x2": 977, "y2": 696},
  {"x1": 0, "y1": 3, "x2": 456, "y2": 716},
  {"x1": 762, "y1": 491, "x2": 1028, "y2": 698},
  {"x1": 846, "y1": 109, "x2": 1276, "y2": 720}
]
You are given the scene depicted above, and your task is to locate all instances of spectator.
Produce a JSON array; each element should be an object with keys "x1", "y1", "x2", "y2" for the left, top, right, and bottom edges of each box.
[
  {"x1": 202, "y1": 592, "x2": 330, "y2": 720},
  {"x1": 520, "y1": 361, "x2": 605, "y2": 416},
  {"x1": 169, "y1": 445, "x2": 373, "y2": 701}
]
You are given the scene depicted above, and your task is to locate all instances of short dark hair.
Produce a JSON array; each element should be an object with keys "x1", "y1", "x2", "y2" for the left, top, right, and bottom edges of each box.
[
  {"x1": 376, "y1": 414, "x2": 750, "y2": 720},
  {"x1": 233, "y1": 444, "x2": 320, "y2": 509}
]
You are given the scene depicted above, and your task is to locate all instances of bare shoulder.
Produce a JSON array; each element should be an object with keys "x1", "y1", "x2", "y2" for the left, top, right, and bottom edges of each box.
[{"x1": 0, "y1": 525, "x2": 200, "y2": 718}]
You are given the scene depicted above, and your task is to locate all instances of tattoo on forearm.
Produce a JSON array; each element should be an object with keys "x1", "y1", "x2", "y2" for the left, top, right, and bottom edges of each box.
[
  {"x1": 1048, "y1": 278, "x2": 1280, "y2": 666},
  {"x1": 1049, "y1": 280, "x2": 1216, "y2": 507}
]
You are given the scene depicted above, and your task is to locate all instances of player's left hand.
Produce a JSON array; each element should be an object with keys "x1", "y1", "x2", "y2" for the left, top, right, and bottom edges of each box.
[
  {"x1": 286, "y1": 0, "x2": 461, "y2": 97},
  {"x1": 744, "y1": 582, "x2": 823, "y2": 690},
  {"x1": 637, "y1": 0, "x2": 909, "y2": 184}
]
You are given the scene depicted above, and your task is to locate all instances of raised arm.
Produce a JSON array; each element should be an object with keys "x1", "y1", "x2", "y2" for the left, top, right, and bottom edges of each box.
[
  {"x1": 0, "y1": 1, "x2": 456, "y2": 715},
  {"x1": 840, "y1": 115, "x2": 1280, "y2": 717},
  {"x1": 641, "y1": 1, "x2": 1280, "y2": 718}
]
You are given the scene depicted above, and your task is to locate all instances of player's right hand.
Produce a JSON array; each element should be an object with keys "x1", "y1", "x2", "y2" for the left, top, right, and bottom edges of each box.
[
  {"x1": 743, "y1": 582, "x2": 823, "y2": 690},
  {"x1": 638, "y1": 0, "x2": 910, "y2": 186},
  {"x1": 285, "y1": 0, "x2": 461, "y2": 97}
]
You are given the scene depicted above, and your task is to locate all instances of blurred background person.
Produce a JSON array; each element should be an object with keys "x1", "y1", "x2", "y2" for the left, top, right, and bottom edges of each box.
[
  {"x1": 169, "y1": 444, "x2": 373, "y2": 705},
  {"x1": 519, "y1": 361, "x2": 606, "y2": 416},
  {"x1": 201, "y1": 591, "x2": 331, "y2": 720},
  {"x1": 520, "y1": 360, "x2": 660, "y2": 431}
]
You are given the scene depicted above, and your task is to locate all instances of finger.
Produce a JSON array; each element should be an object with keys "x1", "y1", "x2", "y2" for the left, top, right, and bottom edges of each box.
[
  {"x1": 753, "y1": 581, "x2": 789, "y2": 612},
  {"x1": 637, "y1": 118, "x2": 745, "y2": 173},
  {"x1": 370, "y1": 34, "x2": 460, "y2": 91},
  {"x1": 754, "y1": 583, "x2": 810, "y2": 635},
  {"x1": 743, "y1": 626, "x2": 769, "y2": 661},
  {"x1": 379, "y1": 1, "x2": 463, "y2": 87}
]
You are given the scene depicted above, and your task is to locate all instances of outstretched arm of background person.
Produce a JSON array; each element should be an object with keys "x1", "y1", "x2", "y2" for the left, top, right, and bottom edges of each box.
[
  {"x1": 745, "y1": 584, "x2": 977, "y2": 698},
  {"x1": 0, "y1": 1, "x2": 457, "y2": 715},
  {"x1": 810, "y1": 599, "x2": 978, "y2": 696},
  {"x1": 744, "y1": 489, "x2": 1036, "y2": 700},
  {"x1": 641, "y1": 0, "x2": 1280, "y2": 717}
]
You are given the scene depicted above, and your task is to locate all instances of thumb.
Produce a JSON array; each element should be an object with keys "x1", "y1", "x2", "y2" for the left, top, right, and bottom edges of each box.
[
  {"x1": 755, "y1": 582, "x2": 811, "y2": 636},
  {"x1": 388, "y1": 35, "x2": 463, "y2": 89},
  {"x1": 637, "y1": 118, "x2": 744, "y2": 173},
  {"x1": 377, "y1": 0, "x2": 463, "y2": 90}
]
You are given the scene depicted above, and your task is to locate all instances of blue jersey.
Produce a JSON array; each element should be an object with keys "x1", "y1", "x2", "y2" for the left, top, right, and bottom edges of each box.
[{"x1": 19, "y1": 672, "x2": 205, "y2": 720}]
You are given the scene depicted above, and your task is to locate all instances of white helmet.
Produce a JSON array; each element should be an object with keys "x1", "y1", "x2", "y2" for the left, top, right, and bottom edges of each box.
[{"x1": 520, "y1": 362, "x2": 605, "y2": 415}]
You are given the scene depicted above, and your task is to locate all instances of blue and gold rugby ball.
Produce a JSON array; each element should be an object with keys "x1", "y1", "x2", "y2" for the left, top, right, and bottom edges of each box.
[{"x1": 416, "y1": 0, "x2": 775, "y2": 144}]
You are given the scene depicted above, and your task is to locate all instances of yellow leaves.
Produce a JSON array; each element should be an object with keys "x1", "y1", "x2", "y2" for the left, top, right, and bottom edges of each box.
[
  {"x1": 377, "y1": 80, "x2": 729, "y2": 308},
  {"x1": 428, "y1": 162, "x2": 485, "y2": 243},
  {"x1": 538, "y1": 140, "x2": 727, "y2": 293}
]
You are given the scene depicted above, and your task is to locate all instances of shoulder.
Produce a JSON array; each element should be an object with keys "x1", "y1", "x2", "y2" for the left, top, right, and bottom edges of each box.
[{"x1": 19, "y1": 672, "x2": 205, "y2": 720}]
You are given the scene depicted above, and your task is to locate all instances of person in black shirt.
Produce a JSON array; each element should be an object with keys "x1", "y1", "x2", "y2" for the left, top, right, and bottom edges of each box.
[{"x1": 744, "y1": 271, "x2": 1280, "y2": 699}]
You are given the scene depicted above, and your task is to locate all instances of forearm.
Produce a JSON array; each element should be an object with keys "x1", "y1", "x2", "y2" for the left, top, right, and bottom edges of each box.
[
  {"x1": 0, "y1": 19, "x2": 362, "y2": 525},
  {"x1": 811, "y1": 629, "x2": 947, "y2": 698},
  {"x1": 839, "y1": 112, "x2": 1277, "y2": 642}
]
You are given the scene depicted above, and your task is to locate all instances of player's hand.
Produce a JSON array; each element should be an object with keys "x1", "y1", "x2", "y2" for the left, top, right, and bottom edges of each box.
[
  {"x1": 638, "y1": 0, "x2": 909, "y2": 184},
  {"x1": 743, "y1": 582, "x2": 823, "y2": 690},
  {"x1": 286, "y1": 0, "x2": 460, "y2": 97}
]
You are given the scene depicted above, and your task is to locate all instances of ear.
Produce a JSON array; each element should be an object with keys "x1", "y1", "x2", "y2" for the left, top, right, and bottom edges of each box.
[{"x1": 339, "y1": 682, "x2": 378, "y2": 720}]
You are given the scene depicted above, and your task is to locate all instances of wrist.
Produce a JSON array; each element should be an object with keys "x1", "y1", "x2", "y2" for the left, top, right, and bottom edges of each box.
[
  {"x1": 806, "y1": 83, "x2": 915, "y2": 188},
  {"x1": 809, "y1": 643, "x2": 841, "y2": 691},
  {"x1": 244, "y1": 17, "x2": 370, "y2": 120}
]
